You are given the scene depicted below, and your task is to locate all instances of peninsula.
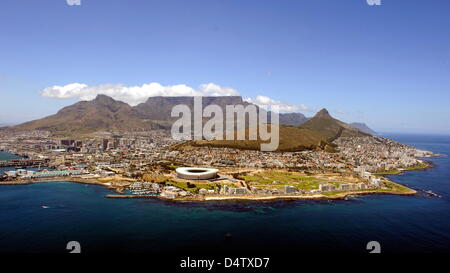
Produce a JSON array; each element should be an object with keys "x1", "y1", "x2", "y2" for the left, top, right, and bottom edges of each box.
[{"x1": 0, "y1": 96, "x2": 439, "y2": 202}]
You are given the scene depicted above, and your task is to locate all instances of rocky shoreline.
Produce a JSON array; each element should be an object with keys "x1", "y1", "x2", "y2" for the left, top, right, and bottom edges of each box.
[{"x1": 104, "y1": 187, "x2": 417, "y2": 202}]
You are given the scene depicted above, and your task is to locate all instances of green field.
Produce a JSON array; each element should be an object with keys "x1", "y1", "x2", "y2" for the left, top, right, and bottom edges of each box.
[
  {"x1": 374, "y1": 163, "x2": 430, "y2": 175},
  {"x1": 405, "y1": 163, "x2": 430, "y2": 171},
  {"x1": 242, "y1": 171, "x2": 322, "y2": 190},
  {"x1": 293, "y1": 181, "x2": 320, "y2": 190},
  {"x1": 382, "y1": 180, "x2": 412, "y2": 193}
]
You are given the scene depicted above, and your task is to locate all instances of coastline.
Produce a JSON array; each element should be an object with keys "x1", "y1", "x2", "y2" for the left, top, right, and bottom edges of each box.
[
  {"x1": 0, "y1": 177, "x2": 115, "y2": 189},
  {"x1": 0, "y1": 176, "x2": 417, "y2": 202},
  {"x1": 0, "y1": 156, "x2": 436, "y2": 203},
  {"x1": 373, "y1": 159, "x2": 436, "y2": 175},
  {"x1": 104, "y1": 187, "x2": 417, "y2": 202}
]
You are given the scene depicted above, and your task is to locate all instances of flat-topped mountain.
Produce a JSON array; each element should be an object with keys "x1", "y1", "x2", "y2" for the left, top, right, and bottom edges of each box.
[
  {"x1": 10, "y1": 95, "x2": 159, "y2": 136},
  {"x1": 299, "y1": 108, "x2": 369, "y2": 141},
  {"x1": 135, "y1": 96, "x2": 310, "y2": 128},
  {"x1": 135, "y1": 96, "x2": 249, "y2": 119},
  {"x1": 134, "y1": 96, "x2": 253, "y2": 128}
]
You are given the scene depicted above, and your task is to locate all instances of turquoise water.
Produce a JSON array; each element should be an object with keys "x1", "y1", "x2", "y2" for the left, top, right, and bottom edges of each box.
[
  {"x1": 0, "y1": 151, "x2": 21, "y2": 161},
  {"x1": 0, "y1": 133, "x2": 449, "y2": 254}
]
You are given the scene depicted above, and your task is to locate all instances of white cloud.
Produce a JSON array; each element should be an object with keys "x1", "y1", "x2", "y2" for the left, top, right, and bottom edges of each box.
[
  {"x1": 244, "y1": 95, "x2": 308, "y2": 113},
  {"x1": 199, "y1": 83, "x2": 240, "y2": 96},
  {"x1": 40, "y1": 82, "x2": 309, "y2": 113},
  {"x1": 40, "y1": 82, "x2": 239, "y2": 106},
  {"x1": 299, "y1": 104, "x2": 311, "y2": 112},
  {"x1": 41, "y1": 83, "x2": 88, "y2": 99}
]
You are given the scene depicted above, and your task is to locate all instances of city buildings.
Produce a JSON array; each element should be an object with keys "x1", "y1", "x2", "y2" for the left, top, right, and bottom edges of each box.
[{"x1": 0, "y1": 130, "x2": 432, "y2": 198}]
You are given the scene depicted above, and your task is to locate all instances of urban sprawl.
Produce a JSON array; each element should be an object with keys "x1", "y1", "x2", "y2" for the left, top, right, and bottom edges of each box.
[{"x1": 0, "y1": 130, "x2": 436, "y2": 200}]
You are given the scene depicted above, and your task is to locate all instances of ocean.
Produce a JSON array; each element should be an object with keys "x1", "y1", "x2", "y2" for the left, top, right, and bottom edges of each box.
[{"x1": 0, "y1": 133, "x2": 449, "y2": 254}]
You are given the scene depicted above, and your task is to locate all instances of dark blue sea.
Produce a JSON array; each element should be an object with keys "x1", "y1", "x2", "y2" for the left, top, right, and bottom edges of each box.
[{"x1": 0, "y1": 134, "x2": 449, "y2": 254}]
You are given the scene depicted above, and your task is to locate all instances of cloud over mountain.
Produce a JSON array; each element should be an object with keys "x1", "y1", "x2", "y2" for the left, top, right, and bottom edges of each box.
[
  {"x1": 244, "y1": 95, "x2": 310, "y2": 113},
  {"x1": 40, "y1": 82, "x2": 307, "y2": 113},
  {"x1": 41, "y1": 82, "x2": 235, "y2": 106}
]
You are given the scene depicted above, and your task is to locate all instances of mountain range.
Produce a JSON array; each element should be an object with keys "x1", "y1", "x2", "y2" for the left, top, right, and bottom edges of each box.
[{"x1": 5, "y1": 95, "x2": 376, "y2": 151}]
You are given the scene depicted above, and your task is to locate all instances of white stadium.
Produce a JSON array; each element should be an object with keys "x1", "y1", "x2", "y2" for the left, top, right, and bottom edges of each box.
[{"x1": 176, "y1": 167, "x2": 219, "y2": 180}]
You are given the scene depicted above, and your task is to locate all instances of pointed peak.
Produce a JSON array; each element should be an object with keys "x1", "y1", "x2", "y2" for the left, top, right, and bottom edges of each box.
[
  {"x1": 93, "y1": 94, "x2": 118, "y2": 104},
  {"x1": 315, "y1": 108, "x2": 331, "y2": 118},
  {"x1": 94, "y1": 94, "x2": 113, "y2": 100}
]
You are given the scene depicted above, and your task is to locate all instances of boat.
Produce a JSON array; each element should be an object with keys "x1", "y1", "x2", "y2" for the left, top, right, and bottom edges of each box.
[{"x1": 424, "y1": 190, "x2": 441, "y2": 198}]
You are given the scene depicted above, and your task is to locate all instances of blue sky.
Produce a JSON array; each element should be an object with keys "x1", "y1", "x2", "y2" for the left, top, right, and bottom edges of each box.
[{"x1": 0, "y1": 0, "x2": 449, "y2": 134}]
